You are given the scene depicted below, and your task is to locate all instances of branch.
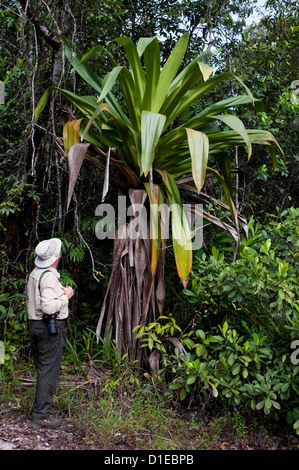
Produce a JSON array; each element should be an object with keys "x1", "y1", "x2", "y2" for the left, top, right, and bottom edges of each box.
[{"x1": 19, "y1": 0, "x2": 61, "y2": 50}]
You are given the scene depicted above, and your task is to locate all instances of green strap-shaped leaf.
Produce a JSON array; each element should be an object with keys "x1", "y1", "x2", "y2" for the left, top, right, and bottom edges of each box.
[
  {"x1": 34, "y1": 85, "x2": 56, "y2": 122},
  {"x1": 137, "y1": 37, "x2": 157, "y2": 57},
  {"x1": 141, "y1": 38, "x2": 161, "y2": 112},
  {"x1": 172, "y1": 93, "x2": 250, "y2": 132},
  {"x1": 97, "y1": 66, "x2": 124, "y2": 103},
  {"x1": 78, "y1": 44, "x2": 117, "y2": 67},
  {"x1": 63, "y1": 37, "x2": 102, "y2": 96},
  {"x1": 159, "y1": 170, "x2": 192, "y2": 288},
  {"x1": 117, "y1": 67, "x2": 141, "y2": 131},
  {"x1": 81, "y1": 102, "x2": 113, "y2": 142},
  {"x1": 212, "y1": 114, "x2": 252, "y2": 159},
  {"x1": 152, "y1": 32, "x2": 189, "y2": 113},
  {"x1": 56, "y1": 91, "x2": 99, "y2": 121},
  {"x1": 63, "y1": 37, "x2": 128, "y2": 125},
  {"x1": 141, "y1": 111, "x2": 166, "y2": 175},
  {"x1": 157, "y1": 94, "x2": 256, "y2": 154},
  {"x1": 113, "y1": 37, "x2": 145, "y2": 106},
  {"x1": 160, "y1": 63, "x2": 219, "y2": 124},
  {"x1": 187, "y1": 95, "x2": 255, "y2": 125},
  {"x1": 111, "y1": 115, "x2": 139, "y2": 171},
  {"x1": 144, "y1": 183, "x2": 164, "y2": 277},
  {"x1": 163, "y1": 72, "x2": 233, "y2": 128},
  {"x1": 186, "y1": 129, "x2": 209, "y2": 193},
  {"x1": 167, "y1": 53, "x2": 212, "y2": 95},
  {"x1": 35, "y1": 86, "x2": 100, "y2": 123}
]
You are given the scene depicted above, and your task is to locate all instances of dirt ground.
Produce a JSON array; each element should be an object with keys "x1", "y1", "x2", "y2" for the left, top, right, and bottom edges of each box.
[
  {"x1": 1, "y1": 406, "x2": 298, "y2": 452},
  {"x1": 0, "y1": 411, "x2": 87, "y2": 450},
  {"x1": 1, "y1": 367, "x2": 298, "y2": 452}
]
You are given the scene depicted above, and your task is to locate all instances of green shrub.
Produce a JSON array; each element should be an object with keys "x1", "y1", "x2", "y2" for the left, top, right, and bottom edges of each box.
[
  {"x1": 136, "y1": 208, "x2": 299, "y2": 433},
  {"x1": 136, "y1": 316, "x2": 299, "y2": 434},
  {"x1": 170, "y1": 322, "x2": 299, "y2": 432},
  {"x1": 184, "y1": 207, "x2": 299, "y2": 339}
]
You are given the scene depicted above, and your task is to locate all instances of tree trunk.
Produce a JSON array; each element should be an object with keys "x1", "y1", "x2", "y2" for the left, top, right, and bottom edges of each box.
[{"x1": 95, "y1": 189, "x2": 166, "y2": 369}]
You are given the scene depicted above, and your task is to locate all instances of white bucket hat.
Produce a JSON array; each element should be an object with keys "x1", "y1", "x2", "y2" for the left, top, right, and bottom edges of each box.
[{"x1": 34, "y1": 238, "x2": 62, "y2": 268}]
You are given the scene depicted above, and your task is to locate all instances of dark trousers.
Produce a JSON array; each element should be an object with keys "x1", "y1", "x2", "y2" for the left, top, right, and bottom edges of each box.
[{"x1": 28, "y1": 319, "x2": 67, "y2": 420}]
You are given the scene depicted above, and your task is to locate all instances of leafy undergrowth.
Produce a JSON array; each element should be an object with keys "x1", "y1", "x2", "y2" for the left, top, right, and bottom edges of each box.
[{"x1": 0, "y1": 367, "x2": 298, "y2": 451}]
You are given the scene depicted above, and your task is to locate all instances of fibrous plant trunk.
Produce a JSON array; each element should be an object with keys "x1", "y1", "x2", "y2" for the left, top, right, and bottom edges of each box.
[{"x1": 95, "y1": 189, "x2": 166, "y2": 369}]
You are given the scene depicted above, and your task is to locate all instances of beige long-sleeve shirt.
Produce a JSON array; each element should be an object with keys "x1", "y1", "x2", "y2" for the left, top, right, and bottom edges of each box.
[{"x1": 27, "y1": 266, "x2": 69, "y2": 320}]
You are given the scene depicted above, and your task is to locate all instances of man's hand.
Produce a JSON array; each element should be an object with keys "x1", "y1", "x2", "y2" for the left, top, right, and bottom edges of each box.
[{"x1": 63, "y1": 286, "x2": 74, "y2": 300}]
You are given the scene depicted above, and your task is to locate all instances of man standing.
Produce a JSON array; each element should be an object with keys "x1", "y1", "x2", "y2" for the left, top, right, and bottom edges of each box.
[{"x1": 27, "y1": 238, "x2": 74, "y2": 428}]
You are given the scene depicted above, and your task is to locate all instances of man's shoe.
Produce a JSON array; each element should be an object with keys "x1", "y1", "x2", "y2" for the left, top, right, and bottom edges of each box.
[{"x1": 31, "y1": 417, "x2": 62, "y2": 429}]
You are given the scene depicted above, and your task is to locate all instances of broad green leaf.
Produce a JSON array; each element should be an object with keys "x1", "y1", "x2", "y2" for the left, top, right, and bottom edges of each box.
[
  {"x1": 212, "y1": 114, "x2": 252, "y2": 159},
  {"x1": 158, "y1": 92, "x2": 250, "y2": 151},
  {"x1": 97, "y1": 66, "x2": 124, "y2": 103},
  {"x1": 140, "y1": 111, "x2": 166, "y2": 175},
  {"x1": 232, "y1": 363, "x2": 241, "y2": 375},
  {"x1": 78, "y1": 44, "x2": 117, "y2": 67},
  {"x1": 113, "y1": 37, "x2": 145, "y2": 105},
  {"x1": 228, "y1": 352, "x2": 235, "y2": 366},
  {"x1": 117, "y1": 67, "x2": 141, "y2": 131},
  {"x1": 141, "y1": 38, "x2": 161, "y2": 111},
  {"x1": 186, "y1": 129, "x2": 209, "y2": 192},
  {"x1": 144, "y1": 183, "x2": 164, "y2": 277},
  {"x1": 152, "y1": 32, "x2": 189, "y2": 113},
  {"x1": 159, "y1": 170, "x2": 192, "y2": 287},
  {"x1": 34, "y1": 85, "x2": 56, "y2": 122},
  {"x1": 256, "y1": 400, "x2": 265, "y2": 410},
  {"x1": 63, "y1": 37, "x2": 128, "y2": 124},
  {"x1": 265, "y1": 398, "x2": 272, "y2": 410},
  {"x1": 163, "y1": 72, "x2": 233, "y2": 127},
  {"x1": 180, "y1": 388, "x2": 187, "y2": 400},
  {"x1": 137, "y1": 37, "x2": 157, "y2": 57},
  {"x1": 187, "y1": 375, "x2": 197, "y2": 385}
]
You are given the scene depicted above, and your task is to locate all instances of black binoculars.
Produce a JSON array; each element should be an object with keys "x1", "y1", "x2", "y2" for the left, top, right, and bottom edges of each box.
[{"x1": 43, "y1": 312, "x2": 59, "y2": 336}]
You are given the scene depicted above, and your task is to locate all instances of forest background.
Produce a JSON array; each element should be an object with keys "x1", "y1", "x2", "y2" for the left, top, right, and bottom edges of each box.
[{"x1": 0, "y1": 0, "x2": 298, "y2": 449}]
